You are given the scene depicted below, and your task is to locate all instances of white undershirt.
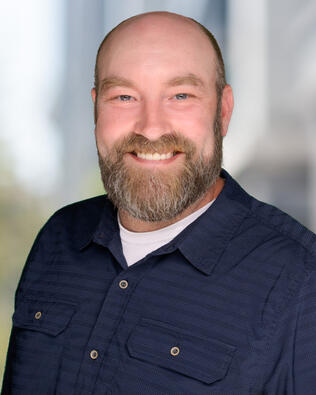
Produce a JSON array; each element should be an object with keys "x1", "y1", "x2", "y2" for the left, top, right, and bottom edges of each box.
[{"x1": 118, "y1": 200, "x2": 214, "y2": 266}]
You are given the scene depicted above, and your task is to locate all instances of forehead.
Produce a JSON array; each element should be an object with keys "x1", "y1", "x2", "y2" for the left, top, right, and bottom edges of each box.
[{"x1": 97, "y1": 14, "x2": 217, "y2": 86}]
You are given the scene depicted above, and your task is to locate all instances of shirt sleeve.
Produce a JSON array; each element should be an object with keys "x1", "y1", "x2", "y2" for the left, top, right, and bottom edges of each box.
[
  {"x1": 13, "y1": 226, "x2": 46, "y2": 303},
  {"x1": 1, "y1": 220, "x2": 54, "y2": 392},
  {"x1": 291, "y1": 267, "x2": 316, "y2": 394},
  {"x1": 262, "y1": 255, "x2": 316, "y2": 395}
]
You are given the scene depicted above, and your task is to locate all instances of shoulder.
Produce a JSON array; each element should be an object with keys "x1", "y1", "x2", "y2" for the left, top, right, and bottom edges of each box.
[
  {"x1": 49, "y1": 194, "x2": 109, "y2": 225},
  {"x1": 220, "y1": 171, "x2": 316, "y2": 291},
  {"x1": 27, "y1": 194, "x2": 114, "y2": 264},
  {"x1": 43, "y1": 194, "x2": 110, "y2": 233},
  {"x1": 248, "y1": 196, "x2": 316, "y2": 262},
  {"x1": 223, "y1": 170, "x2": 316, "y2": 262},
  {"x1": 38, "y1": 194, "x2": 115, "y2": 249},
  {"x1": 15, "y1": 195, "x2": 114, "y2": 298}
]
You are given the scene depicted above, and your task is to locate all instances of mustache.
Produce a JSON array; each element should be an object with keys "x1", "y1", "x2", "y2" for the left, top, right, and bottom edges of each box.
[{"x1": 112, "y1": 132, "x2": 196, "y2": 159}]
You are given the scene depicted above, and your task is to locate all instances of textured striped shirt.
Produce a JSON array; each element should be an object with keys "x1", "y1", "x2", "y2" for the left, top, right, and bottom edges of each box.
[{"x1": 2, "y1": 170, "x2": 316, "y2": 395}]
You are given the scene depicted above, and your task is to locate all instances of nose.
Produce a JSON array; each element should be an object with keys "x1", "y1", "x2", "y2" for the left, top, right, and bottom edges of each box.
[{"x1": 134, "y1": 99, "x2": 171, "y2": 140}]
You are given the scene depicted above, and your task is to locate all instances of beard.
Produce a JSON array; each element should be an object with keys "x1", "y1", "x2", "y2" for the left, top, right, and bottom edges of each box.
[{"x1": 97, "y1": 105, "x2": 223, "y2": 222}]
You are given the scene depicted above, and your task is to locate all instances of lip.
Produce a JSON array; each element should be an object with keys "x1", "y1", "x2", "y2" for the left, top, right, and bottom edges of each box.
[{"x1": 126, "y1": 152, "x2": 184, "y2": 165}]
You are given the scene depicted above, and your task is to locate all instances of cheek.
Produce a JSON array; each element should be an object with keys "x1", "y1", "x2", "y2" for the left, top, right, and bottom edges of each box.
[
  {"x1": 173, "y1": 111, "x2": 215, "y2": 153},
  {"x1": 95, "y1": 106, "x2": 139, "y2": 143},
  {"x1": 94, "y1": 121, "x2": 112, "y2": 151},
  {"x1": 200, "y1": 133, "x2": 216, "y2": 159},
  {"x1": 95, "y1": 111, "x2": 126, "y2": 150}
]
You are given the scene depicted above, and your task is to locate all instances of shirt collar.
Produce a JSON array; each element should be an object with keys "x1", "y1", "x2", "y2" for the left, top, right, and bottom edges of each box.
[
  {"x1": 176, "y1": 170, "x2": 251, "y2": 275},
  {"x1": 75, "y1": 169, "x2": 251, "y2": 275},
  {"x1": 74, "y1": 197, "x2": 118, "y2": 251}
]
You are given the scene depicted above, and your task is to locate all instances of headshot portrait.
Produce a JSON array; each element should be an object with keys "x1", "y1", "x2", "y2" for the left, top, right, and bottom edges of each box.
[{"x1": 1, "y1": 1, "x2": 316, "y2": 394}]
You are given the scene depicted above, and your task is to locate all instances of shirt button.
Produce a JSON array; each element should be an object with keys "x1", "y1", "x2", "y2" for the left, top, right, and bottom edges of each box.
[
  {"x1": 119, "y1": 280, "x2": 128, "y2": 289},
  {"x1": 34, "y1": 311, "x2": 42, "y2": 320},
  {"x1": 90, "y1": 350, "x2": 98, "y2": 360},
  {"x1": 170, "y1": 346, "x2": 180, "y2": 356}
]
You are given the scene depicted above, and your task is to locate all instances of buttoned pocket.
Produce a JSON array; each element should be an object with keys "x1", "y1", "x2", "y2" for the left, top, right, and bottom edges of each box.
[
  {"x1": 7, "y1": 298, "x2": 76, "y2": 395},
  {"x1": 12, "y1": 298, "x2": 76, "y2": 335},
  {"x1": 127, "y1": 317, "x2": 236, "y2": 385}
]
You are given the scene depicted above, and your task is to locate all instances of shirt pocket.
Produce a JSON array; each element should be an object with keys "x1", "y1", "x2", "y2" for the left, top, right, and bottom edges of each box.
[
  {"x1": 12, "y1": 297, "x2": 76, "y2": 335},
  {"x1": 8, "y1": 298, "x2": 76, "y2": 395},
  {"x1": 127, "y1": 317, "x2": 236, "y2": 385}
]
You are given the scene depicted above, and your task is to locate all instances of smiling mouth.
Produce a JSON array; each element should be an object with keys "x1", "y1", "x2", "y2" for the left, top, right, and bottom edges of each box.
[{"x1": 129, "y1": 151, "x2": 181, "y2": 161}]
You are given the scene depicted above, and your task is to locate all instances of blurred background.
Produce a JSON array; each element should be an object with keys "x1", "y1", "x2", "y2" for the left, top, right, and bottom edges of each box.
[{"x1": 1, "y1": 0, "x2": 316, "y2": 382}]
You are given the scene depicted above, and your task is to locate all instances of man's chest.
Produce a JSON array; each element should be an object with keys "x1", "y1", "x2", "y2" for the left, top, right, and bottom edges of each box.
[{"x1": 11, "y1": 247, "x2": 293, "y2": 395}]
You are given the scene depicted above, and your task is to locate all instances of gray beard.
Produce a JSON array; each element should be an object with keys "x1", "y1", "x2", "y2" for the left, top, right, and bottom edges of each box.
[{"x1": 97, "y1": 106, "x2": 223, "y2": 222}]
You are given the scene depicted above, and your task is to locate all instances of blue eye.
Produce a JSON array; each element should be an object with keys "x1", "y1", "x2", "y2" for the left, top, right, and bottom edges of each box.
[
  {"x1": 175, "y1": 93, "x2": 188, "y2": 100},
  {"x1": 119, "y1": 95, "x2": 132, "y2": 101}
]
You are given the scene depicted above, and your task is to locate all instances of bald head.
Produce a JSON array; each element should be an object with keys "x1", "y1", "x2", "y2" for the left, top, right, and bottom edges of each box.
[{"x1": 94, "y1": 12, "x2": 226, "y2": 99}]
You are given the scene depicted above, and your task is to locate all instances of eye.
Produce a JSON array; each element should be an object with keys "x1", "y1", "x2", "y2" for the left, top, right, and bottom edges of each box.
[
  {"x1": 118, "y1": 95, "x2": 133, "y2": 101},
  {"x1": 174, "y1": 93, "x2": 189, "y2": 100}
]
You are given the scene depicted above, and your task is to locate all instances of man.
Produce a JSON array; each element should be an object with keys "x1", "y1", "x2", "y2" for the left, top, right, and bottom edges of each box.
[{"x1": 2, "y1": 11, "x2": 316, "y2": 395}]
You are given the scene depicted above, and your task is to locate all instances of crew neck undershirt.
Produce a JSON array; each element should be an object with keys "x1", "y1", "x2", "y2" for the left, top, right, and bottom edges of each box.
[{"x1": 118, "y1": 200, "x2": 214, "y2": 266}]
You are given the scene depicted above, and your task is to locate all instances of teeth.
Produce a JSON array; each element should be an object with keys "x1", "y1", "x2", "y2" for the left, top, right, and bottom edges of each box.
[{"x1": 136, "y1": 152, "x2": 173, "y2": 160}]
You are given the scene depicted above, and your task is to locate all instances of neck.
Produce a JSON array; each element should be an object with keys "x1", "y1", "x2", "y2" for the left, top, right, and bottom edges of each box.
[{"x1": 118, "y1": 176, "x2": 224, "y2": 232}]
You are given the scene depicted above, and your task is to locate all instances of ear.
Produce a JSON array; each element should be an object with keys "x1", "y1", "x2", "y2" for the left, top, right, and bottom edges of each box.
[
  {"x1": 91, "y1": 88, "x2": 97, "y2": 124},
  {"x1": 91, "y1": 88, "x2": 96, "y2": 104},
  {"x1": 220, "y1": 85, "x2": 234, "y2": 137}
]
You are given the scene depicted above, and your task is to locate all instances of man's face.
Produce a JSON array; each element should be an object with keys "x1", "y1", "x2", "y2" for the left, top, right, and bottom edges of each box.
[{"x1": 92, "y1": 13, "x2": 232, "y2": 222}]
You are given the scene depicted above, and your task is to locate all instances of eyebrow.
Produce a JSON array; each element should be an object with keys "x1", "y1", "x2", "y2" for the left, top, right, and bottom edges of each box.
[
  {"x1": 99, "y1": 73, "x2": 205, "y2": 94},
  {"x1": 166, "y1": 74, "x2": 205, "y2": 88},
  {"x1": 99, "y1": 77, "x2": 135, "y2": 93}
]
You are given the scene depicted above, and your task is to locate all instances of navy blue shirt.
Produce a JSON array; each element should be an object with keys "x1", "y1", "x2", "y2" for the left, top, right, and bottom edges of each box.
[{"x1": 2, "y1": 170, "x2": 316, "y2": 394}]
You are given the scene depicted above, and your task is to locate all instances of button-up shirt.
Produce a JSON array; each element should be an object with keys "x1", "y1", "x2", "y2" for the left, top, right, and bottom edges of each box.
[{"x1": 2, "y1": 170, "x2": 316, "y2": 394}]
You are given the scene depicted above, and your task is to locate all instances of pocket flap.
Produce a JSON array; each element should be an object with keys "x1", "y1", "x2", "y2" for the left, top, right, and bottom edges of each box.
[
  {"x1": 127, "y1": 318, "x2": 236, "y2": 385},
  {"x1": 12, "y1": 298, "x2": 76, "y2": 336}
]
